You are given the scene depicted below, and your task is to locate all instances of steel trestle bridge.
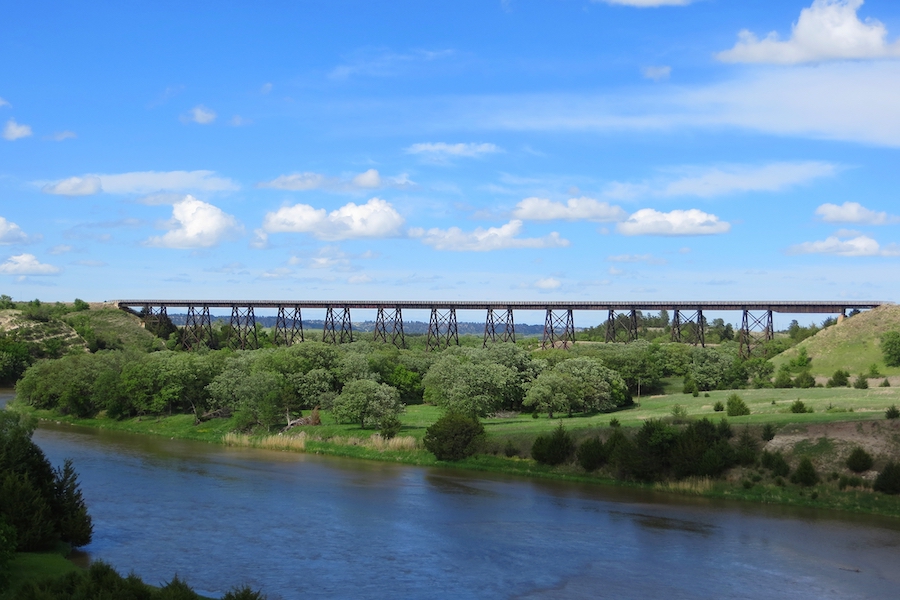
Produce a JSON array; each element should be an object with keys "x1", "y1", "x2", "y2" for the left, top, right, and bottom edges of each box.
[{"x1": 114, "y1": 299, "x2": 889, "y2": 358}]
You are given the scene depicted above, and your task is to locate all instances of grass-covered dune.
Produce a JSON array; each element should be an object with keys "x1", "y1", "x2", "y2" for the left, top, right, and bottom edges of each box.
[{"x1": 772, "y1": 304, "x2": 900, "y2": 378}]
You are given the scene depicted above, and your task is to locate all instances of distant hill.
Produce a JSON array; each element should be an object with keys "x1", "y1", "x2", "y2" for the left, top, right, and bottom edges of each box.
[{"x1": 771, "y1": 304, "x2": 900, "y2": 377}]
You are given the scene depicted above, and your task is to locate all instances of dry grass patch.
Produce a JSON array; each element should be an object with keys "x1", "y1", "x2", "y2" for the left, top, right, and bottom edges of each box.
[
  {"x1": 654, "y1": 477, "x2": 713, "y2": 495},
  {"x1": 223, "y1": 431, "x2": 307, "y2": 451}
]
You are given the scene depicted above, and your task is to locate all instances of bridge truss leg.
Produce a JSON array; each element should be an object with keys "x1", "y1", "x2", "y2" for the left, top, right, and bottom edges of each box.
[
  {"x1": 183, "y1": 304, "x2": 214, "y2": 351},
  {"x1": 228, "y1": 306, "x2": 258, "y2": 350},
  {"x1": 740, "y1": 309, "x2": 773, "y2": 359},
  {"x1": 542, "y1": 308, "x2": 574, "y2": 349},
  {"x1": 483, "y1": 307, "x2": 516, "y2": 348},
  {"x1": 374, "y1": 307, "x2": 405, "y2": 349},
  {"x1": 605, "y1": 309, "x2": 639, "y2": 343},
  {"x1": 426, "y1": 308, "x2": 458, "y2": 351},
  {"x1": 323, "y1": 306, "x2": 353, "y2": 344},
  {"x1": 274, "y1": 305, "x2": 303, "y2": 346},
  {"x1": 671, "y1": 309, "x2": 705, "y2": 347}
]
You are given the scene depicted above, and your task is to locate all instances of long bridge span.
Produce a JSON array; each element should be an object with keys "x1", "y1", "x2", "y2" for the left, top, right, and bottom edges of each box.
[{"x1": 114, "y1": 299, "x2": 890, "y2": 358}]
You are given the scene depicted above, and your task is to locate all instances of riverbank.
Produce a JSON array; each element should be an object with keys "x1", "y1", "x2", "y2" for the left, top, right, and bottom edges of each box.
[{"x1": 10, "y1": 386, "x2": 900, "y2": 519}]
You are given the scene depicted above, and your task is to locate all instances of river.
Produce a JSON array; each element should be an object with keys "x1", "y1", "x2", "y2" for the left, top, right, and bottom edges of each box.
[{"x1": 6, "y1": 392, "x2": 900, "y2": 599}]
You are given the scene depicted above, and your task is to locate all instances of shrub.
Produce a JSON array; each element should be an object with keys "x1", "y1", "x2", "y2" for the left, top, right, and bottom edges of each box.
[
  {"x1": 735, "y1": 427, "x2": 759, "y2": 467},
  {"x1": 838, "y1": 475, "x2": 865, "y2": 490},
  {"x1": 423, "y1": 412, "x2": 485, "y2": 461},
  {"x1": 880, "y1": 378, "x2": 891, "y2": 388},
  {"x1": 608, "y1": 417, "x2": 620, "y2": 428},
  {"x1": 576, "y1": 437, "x2": 607, "y2": 472},
  {"x1": 791, "y1": 457, "x2": 819, "y2": 487},
  {"x1": 713, "y1": 401, "x2": 724, "y2": 412},
  {"x1": 868, "y1": 364, "x2": 882, "y2": 378},
  {"x1": 504, "y1": 440, "x2": 519, "y2": 457},
  {"x1": 670, "y1": 404, "x2": 689, "y2": 423},
  {"x1": 881, "y1": 331, "x2": 900, "y2": 368},
  {"x1": 378, "y1": 414, "x2": 402, "y2": 440},
  {"x1": 793, "y1": 371, "x2": 816, "y2": 389},
  {"x1": 826, "y1": 369, "x2": 850, "y2": 388},
  {"x1": 852, "y1": 374, "x2": 869, "y2": 390},
  {"x1": 761, "y1": 423, "x2": 776, "y2": 441},
  {"x1": 790, "y1": 399, "x2": 812, "y2": 414},
  {"x1": 773, "y1": 367, "x2": 793, "y2": 389},
  {"x1": 725, "y1": 393, "x2": 750, "y2": 417},
  {"x1": 761, "y1": 450, "x2": 790, "y2": 477},
  {"x1": 682, "y1": 377, "x2": 698, "y2": 395},
  {"x1": 846, "y1": 447, "x2": 874, "y2": 473},
  {"x1": 874, "y1": 462, "x2": 900, "y2": 494},
  {"x1": 886, "y1": 405, "x2": 900, "y2": 420},
  {"x1": 531, "y1": 423, "x2": 576, "y2": 466}
]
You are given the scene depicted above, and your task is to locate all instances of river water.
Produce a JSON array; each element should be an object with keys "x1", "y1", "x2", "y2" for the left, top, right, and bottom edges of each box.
[{"x1": 6, "y1": 392, "x2": 900, "y2": 599}]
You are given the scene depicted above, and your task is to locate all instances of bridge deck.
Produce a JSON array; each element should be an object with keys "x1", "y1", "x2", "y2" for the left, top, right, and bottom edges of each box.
[{"x1": 113, "y1": 300, "x2": 889, "y2": 314}]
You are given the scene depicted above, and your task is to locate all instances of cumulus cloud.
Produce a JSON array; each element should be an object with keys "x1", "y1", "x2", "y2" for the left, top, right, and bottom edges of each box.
[
  {"x1": 3, "y1": 118, "x2": 32, "y2": 141},
  {"x1": 145, "y1": 196, "x2": 244, "y2": 249},
  {"x1": 513, "y1": 197, "x2": 627, "y2": 222},
  {"x1": 406, "y1": 142, "x2": 501, "y2": 161},
  {"x1": 642, "y1": 66, "x2": 671, "y2": 81},
  {"x1": 717, "y1": 0, "x2": 900, "y2": 64},
  {"x1": 617, "y1": 209, "x2": 731, "y2": 236},
  {"x1": 410, "y1": 220, "x2": 569, "y2": 251},
  {"x1": 258, "y1": 169, "x2": 411, "y2": 192},
  {"x1": 815, "y1": 201, "x2": 899, "y2": 225},
  {"x1": 41, "y1": 170, "x2": 237, "y2": 196},
  {"x1": 184, "y1": 105, "x2": 217, "y2": 124},
  {"x1": 789, "y1": 233, "x2": 900, "y2": 256},
  {"x1": 0, "y1": 217, "x2": 29, "y2": 245},
  {"x1": 0, "y1": 254, "x2": 60, "y2": 275},
  {"x1": 535, "y1": 277, "x2": 561, "y2": 290},
  {"x1": 263, "y1": 198, "x2": 405, "y2": 241}
]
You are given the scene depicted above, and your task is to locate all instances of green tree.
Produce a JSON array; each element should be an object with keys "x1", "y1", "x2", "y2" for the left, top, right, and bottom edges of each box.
[
  {"x1": 423, "y1": 412, "x2": 484, "y2": 461},
  {"x1": 791, "y1": 457, "x2": 819, "y2": 487},
  {"x1": 726, "y1": 393, "x2": 750, "y2": 416},
  {"x1": 882, "y1": 331, "x2": 900, "y2": 367},
  {"x1": 332, "y1": 379, "x2": 403, "y2": 429},
  {"x1": 423, "y1": 352, "x2": 515, "y2": 417},
  {"x1": 0, "y1": 516, "x2": 15, "y2": 592},
  {"x1": 531, "y1": 422, "x2": 576, "y2": 466},
  {"x1": 53, "y1": 459, "x2": 93, "y2": 547}
]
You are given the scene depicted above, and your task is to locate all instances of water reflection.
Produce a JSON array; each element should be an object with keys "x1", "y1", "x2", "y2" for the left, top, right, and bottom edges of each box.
[{"x1": 4, "y1": 392, "x2": 900, "y2": 599}]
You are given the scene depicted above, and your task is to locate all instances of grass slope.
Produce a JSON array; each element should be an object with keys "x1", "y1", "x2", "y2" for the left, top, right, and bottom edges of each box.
[
  {"x1": 63, "y1": 307, "x2": 165, "y2": 352},
  {"x1": 772, "y1": 304, "x2": 900, "y2": 378}
]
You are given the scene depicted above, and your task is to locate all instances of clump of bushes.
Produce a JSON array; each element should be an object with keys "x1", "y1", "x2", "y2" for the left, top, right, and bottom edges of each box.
[
  {"x1": 852, "y1": 374, "x2": 869, "y2": 390},
  {"x1": 791, "y1": 457, "x2": 819, "y2": 487},
  {"x1": 846, "y1": 447, "x2": 874, "y2": 473},
  {"x1": 790, "y1": 399, "x2": 813, "y2": 414},
  {"x1": 886, "y1": 405, "x2": 900, "y2": 420},
  {"x1": 713, "y1": 401, "x2": 724, "y2": 412},
  {"x1": 576, "y1": 437, "x2": 607, "y2": 472},
  {"x1": 423, "y1": 412, "x2": 485, "y2": 461},
  {"x1": 826, "y1": 369, "x2": 850, "y2": 388},
  {"x1": 726, "y1": 393, "x2": 750, "y2": 417},
  {"x1": 874, "y1": 462, "x2": 900, "y2": 494},
  {"x1": 760, "y1": 423, "x2": 776, "y2": 441},
  {"x1": 761, "y1": 450, "x2": 790, "y2": 477},
  {"x1": 838, "y1": 474, "x2": 866, "y2": 490},
  {"x1": 793, "y1": 371, "x2": 816, "y2": 389},
  {"x1": 531, "y1": 423, "x2": 575, "y2": 466}
]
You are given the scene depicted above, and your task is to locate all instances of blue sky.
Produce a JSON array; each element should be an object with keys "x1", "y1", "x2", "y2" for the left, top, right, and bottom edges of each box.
[{"x1": 2, "y1": 0, "x2": 899, "y2": 318}]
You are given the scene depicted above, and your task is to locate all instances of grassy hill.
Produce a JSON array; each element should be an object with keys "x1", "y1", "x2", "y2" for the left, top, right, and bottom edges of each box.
[{"x1": 771, "y1": 304, "x2": 900, "y2": 378}]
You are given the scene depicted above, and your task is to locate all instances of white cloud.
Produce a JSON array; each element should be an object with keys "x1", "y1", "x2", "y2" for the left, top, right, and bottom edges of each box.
[
  {"x1": 717, "y1": 0, "x2": 900, "y2": 64},
  {"x1": 594, "y1": 0, "x2": 693, "y2": 5},
  {"x1": 258, "y1": 169, "x2": 411, "y2": 192},
  {"x1": 184, "y1": 105, "x2": 217, "y2": 124},
  {"x1": 410, "y1": 219, "x2": 570, "y2": 251},
  {"x1": 0, "y1": 98, "x2": 9, "y2": 108},
  {"x1": 41, "y1": 170, "x2": 237, "y2": 196},
  {"x1": 263, "y1": 198, "x2": 405, "y2": 241},
  {"x1": 642, "y1": 66, "x2": 671, "y2": 81},
  {"x1": 42, "y1": 176, "x2": 102, "y2": 196},
  {"x1": 330, "y1": 48, "x2": 454, "y2": 80},
  {"x1": 229, "y1": 115, "x2": 251, "y2": 126},
  {"x1": 3, "y1": 118, "x2": 32, "y2": 141},
  {"x1": 789, "y1": 233, "x2": 900, "y2": 256},
  {"x1": 0, "y1": 254, "x2": 60, "y2": 275},
  {"x1": 406, "y1": 142, "x2": 501, "y2": 160},
  {"x1": 145, "y1": 196, "x2": 244, "y2": 249},
  {"x1": 607, "y1": 253, "x2": 665, "y2": 264},
  {"x1": 348, "y1": 274, "x2": 373, "y2": 284},
  {"x1": 657, "y1": 162, "x2": 837, "y2": 198},
  {"x1": 535, "y1": 277, "x2": 561, "y2": 290},
  {"x1": 617, "y1": 209, "x2": 731, "y2": 236},
  {"x1": 0, "y1": 217, "x2": 28, "y2": 245},
  {"x1": 49, "y1": 245, "x2": 72, "y2": 255},
  {"x1": 513, "y1": 197, "x2": 627, "y2": 222},
  {"x1": 260, "y1": 83, "x2": 273, "y2": 94},
  {"x1": 50, "y1": 131, "x2": 76, "y2": 141},
  {"x1": 815, "y1": 201, "x2": 898, "y2": 225}
]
